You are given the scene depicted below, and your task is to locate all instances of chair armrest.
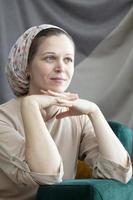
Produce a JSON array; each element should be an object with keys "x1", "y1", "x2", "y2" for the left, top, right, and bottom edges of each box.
[{"x1": 37, "y1": 178, "x2": 133, "y2": 200}]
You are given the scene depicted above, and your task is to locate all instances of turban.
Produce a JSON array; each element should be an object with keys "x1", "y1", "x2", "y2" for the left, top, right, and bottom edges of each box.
[{"x1": 5, "y1": 24, "x2": 67, "y2": 96}]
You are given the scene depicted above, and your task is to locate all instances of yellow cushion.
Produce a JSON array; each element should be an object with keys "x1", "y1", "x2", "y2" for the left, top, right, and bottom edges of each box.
[{"x1": 75, "y1": 160, "x2": 92, "y2": 179}]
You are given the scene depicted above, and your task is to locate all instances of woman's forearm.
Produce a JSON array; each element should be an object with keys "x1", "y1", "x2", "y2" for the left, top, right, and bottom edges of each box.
[
  {"x1": 89, "y1": 106, "x2": 128, "y2": 167},
  {"x1": 21, "y1": 97, "x2": 61, "y2": 174}
]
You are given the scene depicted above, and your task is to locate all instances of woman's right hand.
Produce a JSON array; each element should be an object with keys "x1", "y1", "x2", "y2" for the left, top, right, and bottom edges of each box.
[{"x1": 20, "y1": 92, "x2": 79, "y2": 175}]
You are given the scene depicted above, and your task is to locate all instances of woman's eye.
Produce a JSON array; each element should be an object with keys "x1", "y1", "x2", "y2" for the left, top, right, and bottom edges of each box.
[
  {"x1": 44, "y1": 56, "x2": 56, "y2": 62},
  {"x1": 64, "y1": 57, "x2": 73, "y2": 63}
]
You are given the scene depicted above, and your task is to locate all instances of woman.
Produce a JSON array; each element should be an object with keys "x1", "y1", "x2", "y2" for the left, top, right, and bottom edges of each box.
[{"x1": 0, "y1": 24, "x2": 132, "y2": 199}]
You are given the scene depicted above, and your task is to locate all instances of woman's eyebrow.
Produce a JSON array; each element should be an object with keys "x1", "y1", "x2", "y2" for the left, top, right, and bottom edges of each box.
[
  {"x1": 41, "y1": 52, "x2": 74, "y2": 56},
  {"x1": 65, "y1": 53, "x2": 74, "y2": 56},
  {"x1": 41, "y1": 52, "x2": 56, "y2": 56}
]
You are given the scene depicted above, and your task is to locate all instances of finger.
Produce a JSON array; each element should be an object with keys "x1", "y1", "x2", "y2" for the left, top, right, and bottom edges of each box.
[
  {"x1": 48, "y1": 90, "x2": 79, "y2": 100},
  {"x1": 40, "y1": 90, "x2": 49, "y2": 95},
  {"x1": 55, "y1": 102, "x2": 73, "y2": 108},
  {"x1": 54, "y1": 98, "x2": 74, "y2": 108},
  {"x1": 40, "y1": 89, "x2": 78, "y2": 101},
  {"x1": 48, "y1": 90, "x2": 68, "y2": 97},
  {"x1": 57, "y1": 98, "x2": 73, "y2": 104},
  {"x1": 41, "y1": 89, "x2": 64, "y2": 97}
]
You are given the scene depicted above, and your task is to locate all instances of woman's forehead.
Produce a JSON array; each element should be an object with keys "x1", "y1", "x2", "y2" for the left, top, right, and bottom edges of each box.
[{"x1": 36, "y1": 34, "x2": 75, "y2": 54}]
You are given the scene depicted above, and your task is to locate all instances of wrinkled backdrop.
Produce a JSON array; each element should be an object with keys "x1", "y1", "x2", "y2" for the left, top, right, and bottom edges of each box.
[{"x1": 0, "y1": 0, "x2": 133, "y2": 128}]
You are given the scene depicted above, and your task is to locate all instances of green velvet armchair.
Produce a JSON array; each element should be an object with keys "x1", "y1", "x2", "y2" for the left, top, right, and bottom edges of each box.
[{"x1": 36, "y1": 121, "x2": 133, "y2": 200}]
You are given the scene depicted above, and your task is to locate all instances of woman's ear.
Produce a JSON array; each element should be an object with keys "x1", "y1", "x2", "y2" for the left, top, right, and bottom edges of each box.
[{"x1": 26, "y1": 66, "x2": 31, "y2": 80}]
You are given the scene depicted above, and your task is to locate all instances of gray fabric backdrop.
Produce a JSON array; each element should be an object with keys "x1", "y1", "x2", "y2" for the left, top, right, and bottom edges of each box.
[{"x1": 0, "y1": 0, "x2": 133, "y2": 128}]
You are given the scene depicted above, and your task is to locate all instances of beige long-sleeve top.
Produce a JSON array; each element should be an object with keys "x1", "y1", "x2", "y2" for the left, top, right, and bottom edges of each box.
[{"x1": 0, "y1": 98, "x2": 132, "y2": 200}]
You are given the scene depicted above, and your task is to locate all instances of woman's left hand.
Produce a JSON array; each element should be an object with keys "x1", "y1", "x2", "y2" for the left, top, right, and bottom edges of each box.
[{"x1": 41, "y1": 90, "x2": 99, "y2": 119}]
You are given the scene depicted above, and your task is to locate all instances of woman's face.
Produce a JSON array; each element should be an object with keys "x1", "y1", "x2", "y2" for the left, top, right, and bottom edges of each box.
[{"x1": 28, "y1": 34, "x2": 75, "y2": 94}]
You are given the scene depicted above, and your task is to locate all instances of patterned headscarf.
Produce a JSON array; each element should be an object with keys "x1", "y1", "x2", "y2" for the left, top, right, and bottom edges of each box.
[{"x1": 5, "y1": 24, "x2": 67, "y2": 96}]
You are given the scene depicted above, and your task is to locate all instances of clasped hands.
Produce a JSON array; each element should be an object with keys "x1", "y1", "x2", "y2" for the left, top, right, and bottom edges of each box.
[{"x1": 40, "y1": 90, "x2": 99, "y2": 119}]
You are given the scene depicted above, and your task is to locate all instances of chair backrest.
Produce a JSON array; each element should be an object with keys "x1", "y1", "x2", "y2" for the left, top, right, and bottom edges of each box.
[{"x1": 108, "y1": 121, "x2": 133, "y2": 158}]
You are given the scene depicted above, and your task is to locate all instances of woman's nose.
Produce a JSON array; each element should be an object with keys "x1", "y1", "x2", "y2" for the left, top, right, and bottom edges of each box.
[{"x1": 54, "y1": 60, "x2": 65, "y2": 72}]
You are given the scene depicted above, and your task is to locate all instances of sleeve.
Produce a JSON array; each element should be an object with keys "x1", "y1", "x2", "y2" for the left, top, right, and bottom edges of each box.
[
  {"x1": 0, "y1": 120, "x2": 64, "y2": 186},
  {"x1": 78, "y1": 115, "x2": 132, "y2": 183},
  {"x1": 92, "y1": 154, "x2": 132, "y2": 184}
]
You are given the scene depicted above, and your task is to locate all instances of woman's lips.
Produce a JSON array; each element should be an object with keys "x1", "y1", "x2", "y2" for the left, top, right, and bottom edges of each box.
[{"x1": 50, "y1": 77, "x2": 67, "y2": 83}]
